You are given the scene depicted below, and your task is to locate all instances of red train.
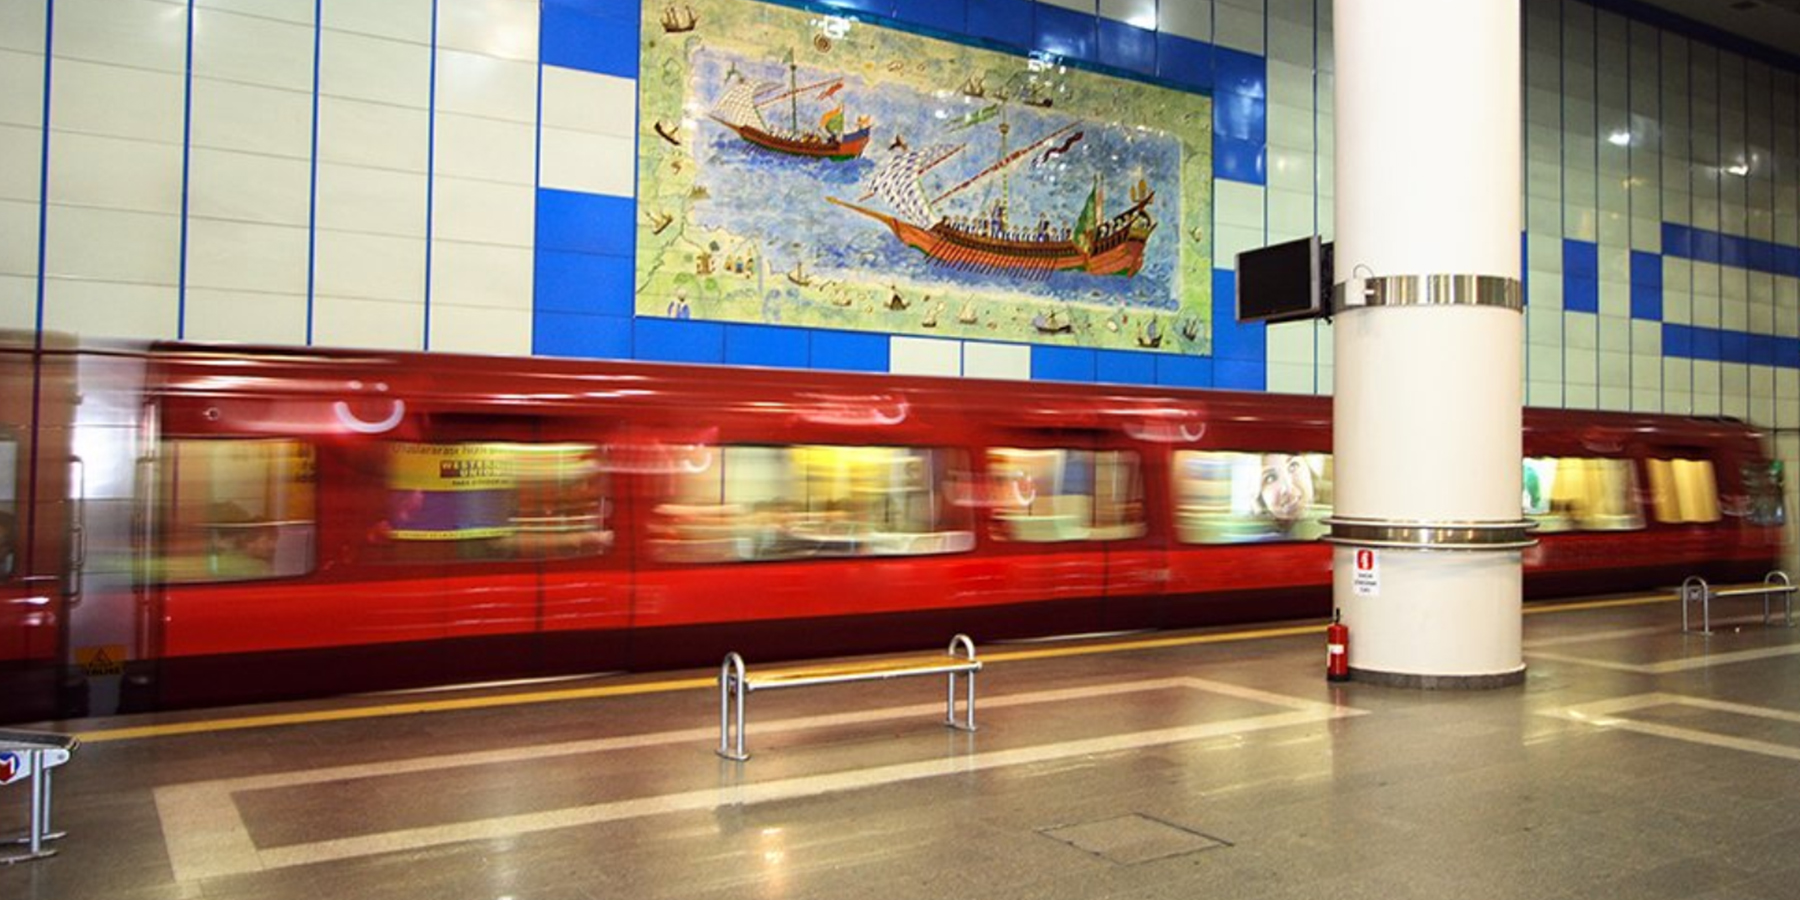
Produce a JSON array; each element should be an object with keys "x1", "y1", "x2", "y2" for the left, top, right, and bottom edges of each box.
[{"x1": 0, "y1": 336, "x2": 1786, "y2": 721}]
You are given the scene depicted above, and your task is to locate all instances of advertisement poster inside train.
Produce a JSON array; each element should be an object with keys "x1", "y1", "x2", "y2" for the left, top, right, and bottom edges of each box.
[{"x1": 635, "y1": 1, "x2": 1214, "y2": 354}]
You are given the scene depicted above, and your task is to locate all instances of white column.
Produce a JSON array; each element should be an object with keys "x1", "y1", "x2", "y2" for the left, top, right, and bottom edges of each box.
[{"x1": 1330, "y1": 0, "x2": 1526, "y2": 686}]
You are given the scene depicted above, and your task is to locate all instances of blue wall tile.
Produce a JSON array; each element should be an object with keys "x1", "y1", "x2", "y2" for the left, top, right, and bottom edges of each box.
[
  {"x1": 1098, "y1": 18, "x2": 1155, "y2": 76},
  {"x1": 537, "y1": 189, "x2": 636, "y2": 256},
  {"x1": 1213, "y1": 46, "x2": 1266, "y2": 99},
  {"x1": 1563, "y1": 239, "x2": 1598, "y2": 280},
  {"x1": 1663, "y1": 323, "x2": 1691, "y2": 358},
  {"x1": 1214, "y1": 90, "x2": 1265, "y2": 143},
  {"x1": 811, "y1": 330, "x2": 890, "y2": 371},
  {"x1": 1662, "y1": 222, "x2": 1691, "y2": 258},
  {"x1": 1213, "y1": 134, "x2": 1265, "y2": 185},
  {"x1": 1720, "y1": 329, "x2": 1748, "y2": 364},
  {"x1": 1749, "y1": 333, "x2": 1776, "y2": 366},
  {"x1": 892, "y1": 0, "x2": 966, "y2": 34},
  {"x1": 1155, "y1": 354, "x2": 1212, "y2": 388},
  {"x1": 541, "y1": 2, "x2": 638, "y2": 78},
  {"x1": 1155, "y1": 32, "x2": 1212, "y2": 91},
  {"x1": 1563, "y1": 275, "x2": 1599, "y2": 314},
  {"x1": 533, "y1": 312, "x2": 633, "y2": 359},
  {"x1": 1629, "y1": 283, "x2": 1662, "y2": 321},
  {"x1": 1034, "y1": 3, "x2": 1097, "y2": 62},
  {"x1": 1032, "y1": 345, "x2": 1097, "y2": 382},
  {"x1": 1781, "y1": 336, "x2": 1800, "y2": 368},
  {"x1": 967, "y1": 0, "x2": 1033, "y2": 50},
  {"x1": 535, "y1": 249, "x2": 634, "y2": 316},
  {"x1": 725, "y1": 323, "x2": 810, "y2": 368},
  {"x1": 1095, "y1": 349, "x2": 1155, "y2": 385},
  {"x1": 1210, "y1": 269, "x2": 1266, "y2": 362},
  {"x1": 818, "y1": 0, "x2": 896, "y2": 16},
  {"x1": 1691, "y1": 326, "x2": 1721, "y2": 362},
  {"x1": 1213, "y1": 358, "x2": 1265, "y2": 391},
  {"x1": 1630, "y1": 249, "x2": 1662, "y2": 287},
  {"x1": 634, "y1": 318, "x2": 726, "y2": 364}
]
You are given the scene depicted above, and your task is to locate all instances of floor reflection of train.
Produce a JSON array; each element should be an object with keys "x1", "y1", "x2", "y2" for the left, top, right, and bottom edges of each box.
[{"x1": 0, "y1": 337, "x2": 1786, "y2": 721}]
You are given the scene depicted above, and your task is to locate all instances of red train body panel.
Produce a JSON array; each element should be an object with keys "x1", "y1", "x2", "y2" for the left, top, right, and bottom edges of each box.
[{"x1": 0, "y1": 340, "x2": 1784, "y2": 720}]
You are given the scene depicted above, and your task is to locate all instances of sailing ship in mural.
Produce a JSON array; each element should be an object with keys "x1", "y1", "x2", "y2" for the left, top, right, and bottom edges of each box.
[
  {"x1": 708, "y1": 52, "x2": 872, "y2": 161},
  {"x1": 828, "y1": 115, "x2": 1157, "y2": 278}
]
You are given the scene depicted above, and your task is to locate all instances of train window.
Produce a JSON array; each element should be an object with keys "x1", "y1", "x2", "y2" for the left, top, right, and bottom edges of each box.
[
  {"x1": 377, "y1": 442, "x2": 612, "y2": 562},
  {"x1": 150, "y1": 439, "x2": 316, "y2": 583},
  {"x1": 649, "y1": 445, "x2": 974, "y2": 562},
  {"x1": 1171, "y1": 451, "x2": 1332, "y2": 543},
  {"x1": 1645, "y1": 458, "x2": 1722, "y2": 524},
  {"x1": 1742, "y1": 461, "x2": 1787, "y2": 527},
  {"x1": 987, "y1": 448, "x2": 1146, "y2": 543},
  {"x1": 1521, "y1": 458, "x2": 1645, "y2": 532}
]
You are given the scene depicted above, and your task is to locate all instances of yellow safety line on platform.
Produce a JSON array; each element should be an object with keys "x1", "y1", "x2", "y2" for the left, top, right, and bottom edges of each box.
[{"x1": 69, "y1": 590, "x2": 1676, "y2": 743}]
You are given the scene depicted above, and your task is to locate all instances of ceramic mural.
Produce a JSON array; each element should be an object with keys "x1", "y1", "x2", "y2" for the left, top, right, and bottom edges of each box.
[{"x1": 637, "y1": 1, "x2": 1214, "y2": 354}]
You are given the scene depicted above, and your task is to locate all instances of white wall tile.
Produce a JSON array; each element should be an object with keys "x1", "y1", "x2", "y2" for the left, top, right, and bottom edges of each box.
[
  {"x1": 430, "y1": 240, "x2": 531, "y2": 310},
  {"x1": 188, "y1": 147, "x2": 312, "y2": 226},
  {"x1": 1266, "y1": 362, "x2": 1315, "y2": 395},
  {"x1": 43, "y1": 206, "x2": 179, "y2": 285},
  {"x1": 1631, "y1": 388, "x2": 1661, "y2": 413},
  {"x1": 50, "y1": 59, "x2": 184, "y2": 143},
  {"x1": 185, "y1": 218, "x2": 310, "y2": 294},
  {"x1": 0, "y1": 275, "x2": 34, "y2": 330},
  {"x1": 1631, "y1": 319, "x2": 1660, "y2": 356},
  {"x1": 314, "y1": 230, "x2": 425, "y2": 302},
  {"x1": 1214, "y1": 180, "x2": 1264, "y2": 230},
  {"x1": 53, "y1": 0, "x2": 187, "y2": 74},
  {"x1": 42, "y1": 132, "x2": 180, "y2": 215},
  {"x1": 539, "y1": 127, "x2": 634, "y2": 197},
  {"x1": 1527, "y1": 380, "x2": 1563, "y2": 407},
  {"x1": 319, "y1": 30, "x2": 432, "y2": 108},
  {"x1": 42, "y1": 278, "x2": 176, "y2": 339},
  {"x1": 1158, "y1": 0, "x2": 1211, "y2": 42},
  {"x1": 435, "y1": 48, "x2": 536, "y2": 124},
  {"x1": 1100, "y1": 0, "x2": 1156, "y2": 28},
  {"x1": 432, "y1": 176, "x2": 533, "y2": 246},
  {"x1": 1265, "y1": 319, "x2": 1313, "y2": 366},
  {"x1": 189, "y1": 78, "x2": 313, "y2": 158},
  {"x1": 313, "y1": 295, "x2": 423, "y2": 349},
  {"x1": 317, "y1": 96, "x2": 430, "y2": 172},
  {"x1": 434, "y1": 112, "x2": 534, "y2": 185},
  {"x1": 314, "y1": 163, "x2": 429, "y2": 237},
  {"x1": 322, "y1": 0, "x2": 432, "y2": 43},
  {"x1": 1040, "y1": 0, "x2": 1096, "y2": 11},
  {"x1": 1213, "y1": 224, "x2": 1264, "y2": 270},
  {"x1": 191, "y1": 7, "x2": 315, "y2": 92},
  {"x1": 1213, "y1": 1, "x2": 1264, "y2": 54},
  {"x1": 542, "y1": 66, "x2": 635, "y2": 137},
  {"x1": 181, "y1": 288, "x2": 309, "y2": 344},
  {"x1": 1266, "y1": 144, "x2": 1313, "y2": 195},
  {"x1": 0, "y1": 50, "x2": 44, "y2": 129},
  {"x1": 195, "y1": 0, "x2": 313, "y2": 24},
  {"x1": 439, "y1": 0, "x2": 537, "y2": 61},
  {"x1": 964, "y1": 341, "x2": 1031, "y2": 380},
  {"x1": 0, "y1": 200, "x2": 36, "y2": 278},
  {"x1": 428, "y1": 303, "x2": 531, "y2": 355},
  {"x1": 890, "y1": 336, "x2": 960, "y2": 377}
]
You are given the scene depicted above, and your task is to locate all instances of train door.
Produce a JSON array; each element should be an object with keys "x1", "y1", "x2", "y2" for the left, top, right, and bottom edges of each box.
[
  {"x1": 0, "y1": 336, "x2": 78, "y2": 723},
  {"x1": 980, "y1": 431, "x2": 1114, "y2": 631}
]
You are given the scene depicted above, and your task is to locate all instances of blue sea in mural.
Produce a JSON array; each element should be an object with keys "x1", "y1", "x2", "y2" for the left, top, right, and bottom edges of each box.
[{"x1": 687, "y1": 50, "x2": 1184, "y2": 311}]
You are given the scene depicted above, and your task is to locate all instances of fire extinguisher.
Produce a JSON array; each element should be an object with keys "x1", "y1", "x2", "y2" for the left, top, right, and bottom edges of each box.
[{"x1": 1326, "y1": 608, "x2": 1350, "y2": 682}]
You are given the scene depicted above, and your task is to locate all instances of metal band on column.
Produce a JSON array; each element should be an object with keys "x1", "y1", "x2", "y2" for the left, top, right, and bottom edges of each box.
[
  {"x1": 1332, "y1": 274, "x2": 1522, "y2": 313},
  {"x1": 1322, "y1": 517, "x2": 1536, "y2": 551}
]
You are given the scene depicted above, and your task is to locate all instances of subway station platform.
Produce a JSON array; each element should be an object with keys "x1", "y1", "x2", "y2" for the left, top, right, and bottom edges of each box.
[{"x1": 8, "y1": 594, "x2": 1800, "y2": 900}]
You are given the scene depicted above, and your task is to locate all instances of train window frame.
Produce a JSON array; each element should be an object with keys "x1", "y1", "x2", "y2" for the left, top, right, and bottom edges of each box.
[
  {"x1": 986, "y1": 447, "x2": 1148, "y2": 544},
  {"x1": 1741, "y1": 460, "x2": 1787, "y2": 527},
  {"x1": 148, "y1": 437, "x2": 318, "y2": 584},
  {"x1": 648, "y1": 443, "x2": 976, "y2": 564},
  {"x1": 1170, "y1": 449, "x2": 1333, "y2": 544},
  {"x1": 0, "y1": 431, "x2": 16, "y2": 579},
  {"x1": 370, "y1": 439, "x2": 615, "y2": 565}
]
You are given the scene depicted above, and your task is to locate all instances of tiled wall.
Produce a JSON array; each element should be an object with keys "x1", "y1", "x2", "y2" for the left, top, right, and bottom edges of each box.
[{"x1": 3, "y1": 1, "x2": 1797, "y2": 460}]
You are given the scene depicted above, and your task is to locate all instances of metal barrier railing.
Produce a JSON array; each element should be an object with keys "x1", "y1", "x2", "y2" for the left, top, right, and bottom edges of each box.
[
  {"x1": 0, "y1": 729, "x2": 77, "y2": 863},
  {"x1": 1681, "y1": 570, "x2": 1796, "y2": 635}
]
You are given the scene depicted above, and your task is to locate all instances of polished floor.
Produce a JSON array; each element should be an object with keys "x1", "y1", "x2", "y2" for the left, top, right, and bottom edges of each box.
[{"x1": 7, "y1": 593, "x2": 1800, "y2": 900}]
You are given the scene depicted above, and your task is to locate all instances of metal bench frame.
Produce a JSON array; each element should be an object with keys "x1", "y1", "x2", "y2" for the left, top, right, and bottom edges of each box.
[
  {"x1": 1681, "y1": 570, "x2": 1796, "y2": 635},
  {"x1": 0, "y1": 729, "x2": 78, "y2": 864},
  {"x1": 718, "y1": 634, "x2": 980, "y2": 761}
]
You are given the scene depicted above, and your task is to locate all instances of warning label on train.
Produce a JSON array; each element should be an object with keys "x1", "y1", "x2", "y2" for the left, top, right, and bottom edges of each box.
[
  {"x1": 1352, "y1": 549, "x2": 1380, "y2": 596},
  {"x1": 76, "y1": 645, "x2": 127, "y2": 676}
]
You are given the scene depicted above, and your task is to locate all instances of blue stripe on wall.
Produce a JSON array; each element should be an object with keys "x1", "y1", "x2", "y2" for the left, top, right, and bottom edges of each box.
[{"x1": 540, "y1": 0, "x2": 638, "y2": 77}]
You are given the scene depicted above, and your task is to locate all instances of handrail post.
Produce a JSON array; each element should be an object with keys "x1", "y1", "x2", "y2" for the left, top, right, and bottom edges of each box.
[
  {"x1": 718, "y1": 652, "x2": 749, "y2": 761},
  {"x1": 1769, "y1": 570, "x2": 1794, "y2": 628},
  {"x1": 946, "y1": 634, "x2": 978, "y2": 732},
  {"x1": 1681, "y1": 575, "x2": 1710, "y2": 635}
]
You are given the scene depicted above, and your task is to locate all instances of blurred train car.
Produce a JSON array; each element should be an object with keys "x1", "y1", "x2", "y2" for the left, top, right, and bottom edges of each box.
[{"x1": 0, "y1": 339, "x2": 1786, "y2": 720}]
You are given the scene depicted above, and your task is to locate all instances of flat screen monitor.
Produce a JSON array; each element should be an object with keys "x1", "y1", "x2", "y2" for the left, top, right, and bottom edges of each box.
[{"x1": 1235, "y1": 236, "x2": 1331, "y2": 324}]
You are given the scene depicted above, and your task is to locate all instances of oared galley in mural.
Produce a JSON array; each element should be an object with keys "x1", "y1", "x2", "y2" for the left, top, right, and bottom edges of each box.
[{"x1": 636, "y1": 1, "x2": 1213, "y2": 354}]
